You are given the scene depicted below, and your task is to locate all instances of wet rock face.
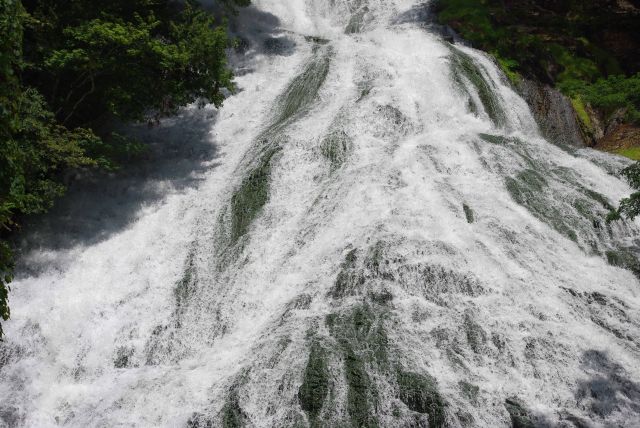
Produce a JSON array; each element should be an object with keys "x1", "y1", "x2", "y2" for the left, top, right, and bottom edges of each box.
[{"x1": 517, "y1": 79, "x2": 587, "y2": 147}]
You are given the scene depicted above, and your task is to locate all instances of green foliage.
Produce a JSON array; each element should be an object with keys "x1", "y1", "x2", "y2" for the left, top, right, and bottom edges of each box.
[
  {"x1": 621, "y1": 163, "x2": 640, "y2": 189},
  {"x1": 2, "y1": 0, "x2": 97, "y2": 337},
  {"x1": 26, "y1": 0, "x2": 236, "y2": 126},
  {"x1": 495, "y1": 55, "x2": 520, "y2": 85},
  {"x1": 436, "y1": 0, "x2": 635, "y2": 117},
  {"x1": 569, "y1": 96, "x2": 593, "y2": 130},
  {"x1": 615, "y1": 147, "x2": 640, "y2": 161},
  {"x1": 560, "y1": 74, "x2": 640, "y2": 124},
  {"x1": 0, "y1": 0, "x2": 26, "y2": 336},
  {"x1": 0, "y1": 0, "x2": 249, "y2": 338},
  {"x1": 609, "y1": 163, "x2": 640, "y2": 222}
]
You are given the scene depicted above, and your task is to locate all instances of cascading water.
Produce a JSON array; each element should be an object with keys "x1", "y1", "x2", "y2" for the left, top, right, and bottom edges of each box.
[{"x1": 1, "y1": 0, "x2": 640, "y2": 426}]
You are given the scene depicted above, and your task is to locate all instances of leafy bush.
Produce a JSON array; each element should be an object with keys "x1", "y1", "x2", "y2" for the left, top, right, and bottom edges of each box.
[
  {"x1": 560, "y1": 74, "x2": 640, "y2": 123},
  {"x1": 608, "y1": 163, "x2": 640, "y2": 222},
  {"x1": 0, "y1": 0, "x2": 248, "y2": 338}
]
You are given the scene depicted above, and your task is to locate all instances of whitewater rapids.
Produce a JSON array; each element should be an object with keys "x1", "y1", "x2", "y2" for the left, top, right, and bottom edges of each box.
[{"x1": 1, "y1": 0, "x2": 639, "y2": 426}]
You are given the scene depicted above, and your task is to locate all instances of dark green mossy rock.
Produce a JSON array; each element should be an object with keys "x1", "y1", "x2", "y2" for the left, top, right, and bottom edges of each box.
[
  {"x1": 186, "y1": 412, "x2": 215, "y2": 428},
  {"x1": 304, "y1": 36, "x2": 330, "y2": 45},
  {"x1": 450, "y1": 48, "x2": 506, "y2": 127},
  {"x1": 344, "y1": 347, "x2": 378, "y2": 428},
  {"x1": 459, "y1": 381, "x2": 480, "y2": 405},
  {"x1": 321, "y1": 129, "x2": 351, "y2": 169},
  {"x1": 463, "y1": 203, "x2": 475, "y2": 224},
  {"x1": 478, "y1": 133, "x2": 508, "y2": 145},
  {"x1": 298, "y1": 342, "x2": 329, "y2": 421},
  {"x1": 275, "y1": 50, "x2": 331, "y2": 126},
  {"x1": 463, "y1": 312, "x2": 486, "y2": 353},
  {"x1": 504, "y1": 398, "x2": 535, "y2": 428},
  {"x1": 113, "y1": 346, "x2": 134, "y2": 369},
  {"x1": 326, "y1": 303, "x2": 394, "y2": 427},
  {"x1": 173, "y1": 250, "x2": 197, "y2": 327},
  {"x1": 221, "y1": 391, "x2": 247, "y2": 428},
  {"x1": 581, "y1": 189, "x2": 613, "y2": 211},
  {"x1": 396, "y1": 370, "x2": 447, "y2": 427},
  {"x1": 606, "y1": 249, "x2": 640, "y2": 279},
  {"x1": 329, "y1": 249, "x2": 362, "y2": 298},
  {"x1": 328, "y1": 304, "x2": 389, "y2": 366},
  {"x1": 506, "y1": 169, "x2": 578, "y2": 242},
  {"x1": 345, "y1": 7, "x2": 369, "y2": 34},
  {"x1": 230, "y1": 148, "x2": 280, "y2": 242}
]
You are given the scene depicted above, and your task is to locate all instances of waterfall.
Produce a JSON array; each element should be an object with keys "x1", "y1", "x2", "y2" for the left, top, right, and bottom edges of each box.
[{"x1": 2, "y1": 1, "x2": 640, "y2": 426}]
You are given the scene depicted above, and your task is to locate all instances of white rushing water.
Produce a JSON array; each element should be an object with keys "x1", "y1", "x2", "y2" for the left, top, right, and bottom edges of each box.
[{"x1": 2, "y1": 1, "x2": 640, "y2": 427}]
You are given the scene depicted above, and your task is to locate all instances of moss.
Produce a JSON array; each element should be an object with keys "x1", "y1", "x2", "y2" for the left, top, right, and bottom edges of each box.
[
  {"x1": 615, "y1": 147, "x2": 640, "y2": 161},
  {"x1": 187, "y1": 412, "x2": 215, "y2": 428},
  {"x1": 344, "y1": 347, "x2": 378, "y2": 427},
  {"x1": 173, "y1": 250, "x2": 197, "y2": 326},
  {"x1": 221, "y1": 391, "x2": 247, "y2": 428},
  {"x1": 321, "y1": 129, "x2": 350, "y2": 169},
  {"x1": 496, "y1": 55, "x2": 521, "y2": 85},
  {"x1": 326, "y1": 304, "x2": 392, "y2": 427},
  {"x1": 458, "y1": 381, "x2": 479, "y2": 405},
  {"x1": 299, "y1": 342, "x2": 330, "y2": 422},
  {"x1": 113, "y1": 346, "x2": 134, "y2": 369},
  {"x1": 450, "y1": 48, "x2": 506, "y2": 126},
  {"x1": 304, "y1": 36, "x2": 329, "y2": 45},
  {"x1": 463, "y1": 312, "x2": 486, "y2": 353},
  {"x1": 581, "y1": 189, "x2": 613, "y2": 211},
  {"x1": 345, "y1": 7, "x2": 369, "y2": 34},
  {"x1": 396, "y1": 370, "x2": 447, "y2": 427},
  {"x1": 229, "y1": 147, "x2": 280, "y2": 242},
  {"x1": 329, "y1": 249, "x2": 362, "y2": 298},
  {"x1": 504, "y1": 398, "x2": 535, "y2": 428},
  {"x1": 570, "y1": 96, "x2": 593, "y2": 130},
  {"x1": 274, "y1": 49, "x2": 331, "y2": 127},
  {"x1": 462, "y1": 203, "x2": 475, "y2": 224},
  {"x1": 506, "y1": 170, "x2": 579, "y2": 242},
  {"x1": 606, "y1": 249, "x2": 640, "y2": 279},
  {"x1": 478, "y1": 133, "x2": 507, "y2": 145}
]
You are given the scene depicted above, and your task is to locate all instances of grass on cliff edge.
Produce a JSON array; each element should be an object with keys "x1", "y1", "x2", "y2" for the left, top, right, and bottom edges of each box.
[{"x1": 615, "y1": 147, "x2": 640, "y2": 161}]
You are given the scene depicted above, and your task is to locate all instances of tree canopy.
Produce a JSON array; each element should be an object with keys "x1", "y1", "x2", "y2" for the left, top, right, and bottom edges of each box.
[{"x1": 0, "y1": 0, "x2": 248, "y2": 338}]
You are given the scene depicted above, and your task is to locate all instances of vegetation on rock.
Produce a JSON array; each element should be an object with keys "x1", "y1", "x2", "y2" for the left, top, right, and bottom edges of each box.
[{"x1": 435, "y1": 0, "x2": 640, "y2": 140}]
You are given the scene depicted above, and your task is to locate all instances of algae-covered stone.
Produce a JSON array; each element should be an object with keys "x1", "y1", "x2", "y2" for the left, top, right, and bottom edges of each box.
[
  {"x1": 504, "y1": 397, "x2": 535, "y2": 428},
  {"x1": 230, "y1": 148, "x2": 280, "y2": 242},
  {"x1": 329, "y1": 249, "x2": 362, "y2": 298},
  {"x1": 396, "y1": 370, "x2": 447, "y2": 427},
  {"x1": 459, "y1": 381, "x2": 479, "y2": 405},
  {"x1": 463, "y1": 203, "x2": 475, "y2": 224},
  {"x1": 298, "y1": 342, "x2": 329, "y2": 421},
  {"x1": 344, "y1": 347, "x2": 378, "y2": 427},
  {"x1": 274, "y1": 49, "x2": 331, "y2": 127},
  {"x1": 321, "y1": 129, "x2": 351, "y2": 169},
  {"x1": 463, "y1": 312, "x2": 486, "y2": 354},
  {"x1": 606, "y1": 248, "x2": 640, "y2": 279},
  {"x1": 506, "y1": 169, "x2": 578, "y2": 242},
  {"x1": 222, "y1": 391, "x2": 247, "y2": 428},
  {"x1": 450, "y1": 48, "x2": 506, "y2": 127}
]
